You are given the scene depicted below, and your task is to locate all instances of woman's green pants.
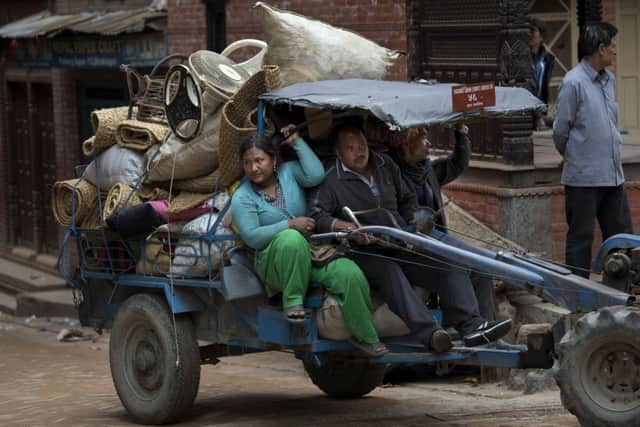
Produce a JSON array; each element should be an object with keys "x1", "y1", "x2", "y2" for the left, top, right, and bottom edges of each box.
[{"x1": 257, "y1": 229, "x2": 379, "y2": 344}]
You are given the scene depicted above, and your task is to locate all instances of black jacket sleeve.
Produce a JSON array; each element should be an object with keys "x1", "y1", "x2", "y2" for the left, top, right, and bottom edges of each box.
[
  {"x1": 431, "y1": 130, "x2": 470, "y2": 186},
  {"x1": 307, "y1": 180, "x2": 339, "y2": 233},
  {"x1": 388, "y1": 157, "x2": 418, "y2": 225}
]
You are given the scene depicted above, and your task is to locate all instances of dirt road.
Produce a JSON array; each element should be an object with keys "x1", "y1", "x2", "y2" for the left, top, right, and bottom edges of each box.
[{"x1": 0, "y1": 313, "x2": 578, "y2": 426}]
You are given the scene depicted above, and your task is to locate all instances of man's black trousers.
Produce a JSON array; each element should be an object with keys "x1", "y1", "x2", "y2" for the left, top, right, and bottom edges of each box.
[
  {"x1": 352, "y1": 251, "x2": 482, "y2": 344},
  {"x1": 565, "y1": 184, "x2": 633, "y2": 278}
]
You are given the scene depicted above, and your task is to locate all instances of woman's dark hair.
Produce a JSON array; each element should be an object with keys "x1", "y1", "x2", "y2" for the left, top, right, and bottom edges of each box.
[
  {"x1": 239, "y1": 133, "x2": 277, "y2": 159},
  {"x1": 579, "y1": 22, "x2": 618, "y2": 59}
]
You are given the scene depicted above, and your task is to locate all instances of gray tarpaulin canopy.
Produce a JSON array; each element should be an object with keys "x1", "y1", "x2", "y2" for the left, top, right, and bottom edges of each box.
[{"x1": 259, "y1": 79, "x2": 546, "y2": 129}]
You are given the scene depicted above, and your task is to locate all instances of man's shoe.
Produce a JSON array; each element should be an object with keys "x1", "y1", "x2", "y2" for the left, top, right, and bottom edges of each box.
[
  {"x1": 462, "y1": 319, "x2": 512, "y2": 347},
  {"x1": 429, "y1": 328, "x2": 453, "y2": 353}
]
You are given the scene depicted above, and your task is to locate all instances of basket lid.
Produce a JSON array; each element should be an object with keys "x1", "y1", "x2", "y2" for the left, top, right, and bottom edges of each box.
[{"x1": 189, "y1": 51, "x2": 251, "y2": 95}]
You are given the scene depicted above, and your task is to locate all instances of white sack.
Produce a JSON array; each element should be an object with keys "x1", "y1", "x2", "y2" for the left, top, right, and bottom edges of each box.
[{"x1": 255, "y1": 2, "x2": 399, "y2": 86}]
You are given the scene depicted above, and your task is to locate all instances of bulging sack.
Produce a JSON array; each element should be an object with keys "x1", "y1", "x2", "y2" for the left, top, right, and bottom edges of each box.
[
  {"x1": 255, "y1": 2, "x2": 399, "y2": 86},
  {"x1": 83, "y1": 145, "x2": 145, "y2": 192},
  {"x1": 146, "y1": 110, "x2": 221, "y2": 182},
  {"x1": 317, "y1": 295, "x2": 410, "y2": 340}
]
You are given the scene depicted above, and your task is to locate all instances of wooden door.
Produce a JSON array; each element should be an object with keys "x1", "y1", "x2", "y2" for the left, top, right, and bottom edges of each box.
[
  {"x1": 618, "y1": 1, "x2": 640, "y2": 132},
  {"x1": 8, "y1": 82, "x2": 34, "y2": 248},
  {"x1": 34, "y1": 83, "x2": 58, "y2": 254}
]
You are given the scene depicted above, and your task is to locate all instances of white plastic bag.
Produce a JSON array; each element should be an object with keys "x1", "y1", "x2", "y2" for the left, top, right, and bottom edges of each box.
[
  {"x1": 83, "y1": 144, "x2": 144, "y2": 191},
  {"x1": 169, "y1": 192, "x2": 234, "y2": 277},
  {"x1": 255, "y1": 2, "x2": 399, "y2": 86}
]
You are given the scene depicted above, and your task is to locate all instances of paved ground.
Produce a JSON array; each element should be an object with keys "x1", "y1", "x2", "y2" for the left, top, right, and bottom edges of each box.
[{"x1": 0, "y1": 313, "x2": 580, "y2": 427}]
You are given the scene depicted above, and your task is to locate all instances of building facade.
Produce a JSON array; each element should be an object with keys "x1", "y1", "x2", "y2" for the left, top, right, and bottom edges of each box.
[{"x1": 0, "y1": 0, "x2": 167, "y2": 265}]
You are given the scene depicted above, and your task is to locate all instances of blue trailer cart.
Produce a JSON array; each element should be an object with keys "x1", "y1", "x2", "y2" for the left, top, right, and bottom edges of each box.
[{"x1": 60, "y1": 78, "x2": 639, "y2": 426}]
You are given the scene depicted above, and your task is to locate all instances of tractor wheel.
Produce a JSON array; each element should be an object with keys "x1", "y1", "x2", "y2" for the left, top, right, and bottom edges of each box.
[
  {"x1": 554, "y1": 305, "x2": 640, "y2": 427},
  {"x1": 302, "y1": 352, "x2": 386, "y2": 398},
  {"x1": 110, "y1": 293, "x2": 200, "y2": 424}
]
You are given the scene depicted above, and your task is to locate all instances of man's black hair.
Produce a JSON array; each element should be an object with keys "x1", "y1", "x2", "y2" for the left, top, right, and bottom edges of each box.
[
  {"x1": 528, "y1": 17, "x2": 546, "y2": 38},
  {"x1": 330, "y1": 121, "x2": 365, "y2": 151},
  {"x1": 579, "y1": 22, "x2": 618, "y2": 59}
]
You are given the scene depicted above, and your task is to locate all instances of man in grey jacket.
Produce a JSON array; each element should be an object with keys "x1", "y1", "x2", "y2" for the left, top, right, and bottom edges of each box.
[
  {"x1": 308, "y1": 123, "x2": 512, "y2": 353},
  {"x1": 553, "y1": 23, "x2": 632, "y2": 277}
]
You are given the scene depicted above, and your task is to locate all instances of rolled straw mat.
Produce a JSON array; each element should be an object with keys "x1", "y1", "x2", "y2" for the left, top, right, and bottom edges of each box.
[
  {"x1": 52, "y1": 179, "x2": 98, "y2": 227},
  {"x1": 103, "y1": 183, "x2": 143, "y2": 220},
  {"x1": 116, "y1": 119, "x2": 169, "y2": 151},
  {"x1": 172, "y1": 169, "x2": 220, "y2": 193},
  {"x1": 166, "y1": 191, "x2": 211, "y2": 215},
  {"x1": 91, "y1": 106, "x2": 130, "y2": 154},
  {"x1": 138, "y1": 184, "x2": 171, "y2": 201},
  {"x1": 82, "y1": 136, "x2": 96, "y2": 157},
  {"x1": 218, "y1": 66, "x2": 280, "y2": 188}
]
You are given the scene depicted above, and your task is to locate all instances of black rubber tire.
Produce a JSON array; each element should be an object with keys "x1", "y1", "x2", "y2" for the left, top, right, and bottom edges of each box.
[
  {"x1": 554, "y1": 306, "x2": 640, "y2": 427},
  {"x1": 109, "y1": 293, "x2": 200, "y2": 425},
  {"x1": 302, "y1": 352, "x2": 386, "y2": 398}
]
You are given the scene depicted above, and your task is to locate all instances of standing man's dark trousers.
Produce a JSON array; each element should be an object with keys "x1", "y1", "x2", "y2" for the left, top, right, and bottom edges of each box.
[
  {"x1": 565, "y1": 184, "x2": 633, "y2": 278},
  {"x1": 352, "y1": 251, "x2": 482, "y2": 345}
]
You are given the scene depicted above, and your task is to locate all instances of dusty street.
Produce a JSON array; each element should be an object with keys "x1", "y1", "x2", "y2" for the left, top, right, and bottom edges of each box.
[{"x1": 0, "y1": 313, "x2": 578, "y2": 427}]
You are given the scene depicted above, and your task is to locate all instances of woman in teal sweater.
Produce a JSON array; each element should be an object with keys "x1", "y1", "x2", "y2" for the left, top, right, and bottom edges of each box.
[{"x1": 231, "y1": 126, "x2": 387, "y2": 357}]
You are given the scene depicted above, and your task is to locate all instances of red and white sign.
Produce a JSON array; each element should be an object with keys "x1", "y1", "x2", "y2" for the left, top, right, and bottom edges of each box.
[{"x1": 451, "y1": 82, "x2": 496, "y2": 112}]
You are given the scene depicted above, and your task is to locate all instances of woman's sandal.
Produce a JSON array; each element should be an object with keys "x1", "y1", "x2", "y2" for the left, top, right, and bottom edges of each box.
[
  {"x1": 283, "y1": 305, "x2": 307, "y2": 323},
  {"x1": 348, "y1": 339, "x2": 389, "y2": 358}
]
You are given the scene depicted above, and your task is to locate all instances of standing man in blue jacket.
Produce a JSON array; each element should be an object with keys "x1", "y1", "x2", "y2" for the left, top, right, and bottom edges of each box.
[{"x1": 553, "y1": 22, "x2": 632, "y2": 278}]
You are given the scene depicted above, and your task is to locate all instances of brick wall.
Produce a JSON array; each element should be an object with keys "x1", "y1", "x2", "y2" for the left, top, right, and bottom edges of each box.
[
  {"x1": 0, "y1": 66, "x2": 8, "y2": 247},
  {"x1": 51, "y1": 69, "x2": 80, "y2": 182},
  {"x1": 168, "y1": 0, "x2": 207, "y2": 55},
  {"x1": 51, "y1": 68, "x2": 81, "y2": 245}
]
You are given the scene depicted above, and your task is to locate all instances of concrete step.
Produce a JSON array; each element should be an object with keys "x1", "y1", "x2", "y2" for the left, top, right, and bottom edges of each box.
[
  {"x1": 0, "y1": 289, "x2": 16, "y2": 315},
  {"x1": 16, "y1": 290, "x2": 77, "y2": 319},
  {"x1": 0, "y1": 256, "x2": 67, "y2": 296}
]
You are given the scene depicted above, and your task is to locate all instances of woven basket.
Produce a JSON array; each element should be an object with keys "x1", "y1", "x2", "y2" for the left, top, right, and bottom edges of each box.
[
  {"x1": 52, "y1": 179, "x2": 99, "y2": 227},
  {"x1": 91, "y1": 106, "x2": 130, "y2": 155},
  {"x1": 116, "y1": 119, "x2": 169, "y2": 151},
  {"x1": 218, "y1": 66, "x2": 280, "y2": 188},
  {"x1": 103, "y1": 183, "x2": 143, "y2": 220},
  {"x1": 166, "y1": 191, "x2": 211, "y2": 215},
  {"x1": 263, "y1": 64, "x2": 282, "y2": 92}
]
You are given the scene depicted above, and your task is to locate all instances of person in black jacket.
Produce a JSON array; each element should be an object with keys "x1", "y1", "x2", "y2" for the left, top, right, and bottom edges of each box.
[
  {"x1": 390, "y1": 124, "x2": 496, "y2": 320},
  {"x1": 307, "y1": 123, "x2": 512, "y2": 353},
  {"x1": 529, "y1": 17, "x2": 555, "y2": 130}
]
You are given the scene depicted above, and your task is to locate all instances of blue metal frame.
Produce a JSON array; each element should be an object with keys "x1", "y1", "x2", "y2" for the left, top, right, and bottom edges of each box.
[{"x1": 591, "y1": 233, "x2": 640, "y2": 272}]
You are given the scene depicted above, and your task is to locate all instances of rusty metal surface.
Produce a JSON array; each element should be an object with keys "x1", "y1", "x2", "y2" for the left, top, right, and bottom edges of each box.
[{"x1": 0, "y1": 8, "x2": 167, "y2": 38}]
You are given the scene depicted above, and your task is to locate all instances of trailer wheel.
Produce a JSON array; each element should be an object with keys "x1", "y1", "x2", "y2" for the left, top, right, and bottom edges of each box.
[
  {"x1": 302, "y1": 352, "x2": 386, "y2": 398},
  {"x1": 110, "y1": 293, "x2": 200, "y2": 425},
  {"x1": 554, "y1": 306, "x2": 640, "y2": 427}
]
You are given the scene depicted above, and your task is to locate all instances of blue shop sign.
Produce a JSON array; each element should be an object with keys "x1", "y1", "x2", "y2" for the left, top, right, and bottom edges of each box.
[{"x1": 16, "y1": 32, "x2": 167, "y2": 68}]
